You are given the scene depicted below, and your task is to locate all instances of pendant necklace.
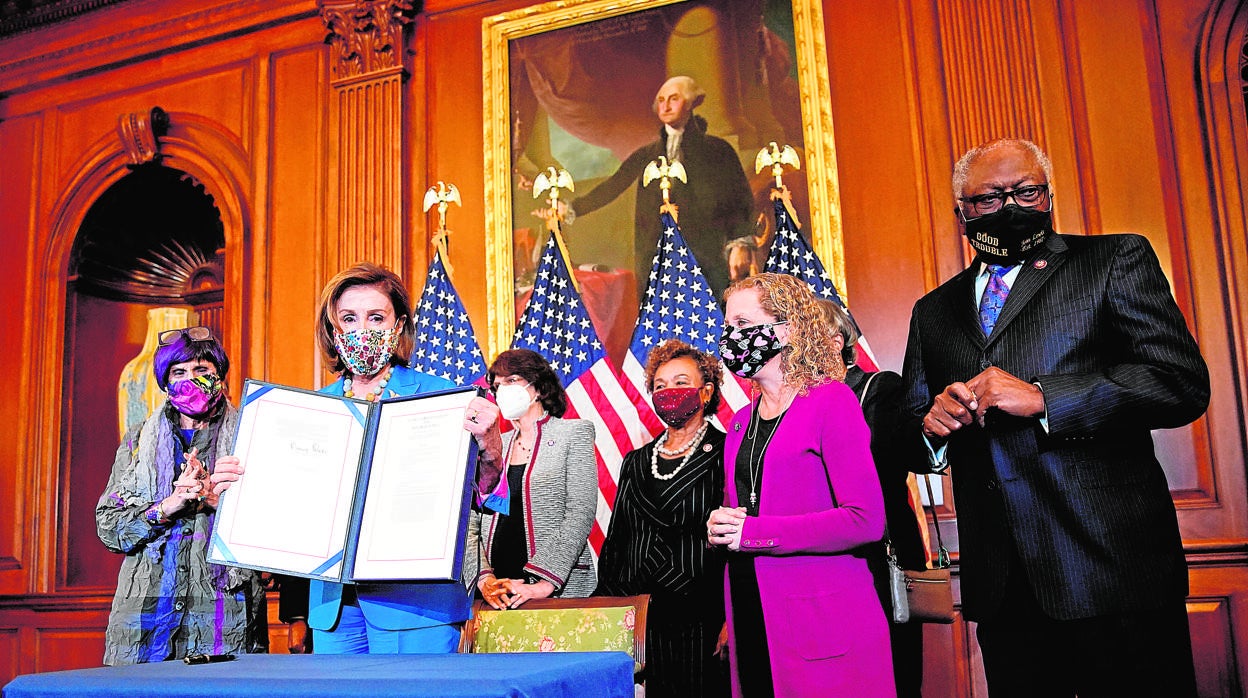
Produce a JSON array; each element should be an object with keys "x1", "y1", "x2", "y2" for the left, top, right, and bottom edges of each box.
[
  {"x1": 746, "y1": 389, "x2": 795, "y2": 509},
  {"x1": 651, "y1": 420, "x2": 710, "y2": 481},
  {"x1": 506, "y1": 412, "x2": 548, "y2": 465}
]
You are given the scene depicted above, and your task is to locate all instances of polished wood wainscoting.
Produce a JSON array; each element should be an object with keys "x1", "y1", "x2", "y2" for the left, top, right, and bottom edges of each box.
[
  {"x1": 0, "y1": 0, "x2": 1245, "y2": 694},
  {"x1": 0, "y1": 594, "x2": 294, "y2": 683}
]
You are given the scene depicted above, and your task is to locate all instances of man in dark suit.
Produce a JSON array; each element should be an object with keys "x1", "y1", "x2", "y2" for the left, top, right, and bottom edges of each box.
[
  {"x1": 901, "y1": 138, "x2": 1208, "y2": 695},
  {"x1": 568, "y1": 76, "x2": 753, "y2": 298}
]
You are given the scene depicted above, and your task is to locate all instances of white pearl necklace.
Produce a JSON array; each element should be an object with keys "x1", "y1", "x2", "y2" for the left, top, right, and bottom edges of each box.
[{"x1": 650, "y1": 420, "x2": 710, "y2": 481}]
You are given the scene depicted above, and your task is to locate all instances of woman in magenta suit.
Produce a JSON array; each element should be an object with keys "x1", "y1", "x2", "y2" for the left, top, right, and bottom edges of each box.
[{"x1": 707, "y1": 273, "x2": 893, "y2": 698}]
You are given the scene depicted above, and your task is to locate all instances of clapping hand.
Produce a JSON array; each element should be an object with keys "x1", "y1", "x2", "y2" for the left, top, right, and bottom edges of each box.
[
  {"x1": 163, "y1": 448, "x2": 207, "y2": 518},
  {"x1": 185, "y1": 448, "x2": 219, "y2": 509}
]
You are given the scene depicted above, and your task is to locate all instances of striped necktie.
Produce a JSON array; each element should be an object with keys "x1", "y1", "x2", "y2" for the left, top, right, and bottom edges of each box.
[{"x1": 979, "y1": 264, "x2": 1011, "y2": 336}]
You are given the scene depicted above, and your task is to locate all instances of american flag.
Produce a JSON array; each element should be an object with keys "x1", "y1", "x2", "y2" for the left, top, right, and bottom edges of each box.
[
  {"x1": 409, "y1": 250, "x2": 488, "y2": 385},
  {"x1": 513, "y1": 231, "x2": 660, "y2": 552},
  {"x1": 621, "y1": 211, "x2": 751, "y2": 422},
  {"x1": 764, "y1": 197, "x2": 879, "y2": 371}
]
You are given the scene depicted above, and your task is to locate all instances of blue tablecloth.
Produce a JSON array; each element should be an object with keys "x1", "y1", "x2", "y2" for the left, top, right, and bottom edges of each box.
[{"x1": 2, "y1": 653, "x2": 634, "y2": 698}]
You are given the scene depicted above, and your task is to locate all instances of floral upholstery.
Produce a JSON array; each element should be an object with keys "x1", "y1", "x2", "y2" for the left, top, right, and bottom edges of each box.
[{"x1": 472, "y1": 606, "x2": 638, "y2": 656}]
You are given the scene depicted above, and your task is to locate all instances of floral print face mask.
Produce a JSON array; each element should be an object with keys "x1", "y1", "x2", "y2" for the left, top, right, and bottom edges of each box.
[
  {"x1": 167, "y1": 374, "x2": 224, "y2": 418},
  {"x1": 334, "y1": 321, "x2": 400, "y2": 377},
  {"x1": 718, "y1": 321, "x2": 787, "y2": 378}
]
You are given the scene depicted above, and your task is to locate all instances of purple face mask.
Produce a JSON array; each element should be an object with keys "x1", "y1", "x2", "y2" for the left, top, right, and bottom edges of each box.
[{"x1": 168, "y1": 374, "x2": 224, "y2": 418}]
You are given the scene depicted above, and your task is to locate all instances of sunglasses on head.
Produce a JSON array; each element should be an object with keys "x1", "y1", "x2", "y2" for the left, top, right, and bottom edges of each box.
[{"x1": 157, "y1": 326, "x2": 213, "y2": 346}]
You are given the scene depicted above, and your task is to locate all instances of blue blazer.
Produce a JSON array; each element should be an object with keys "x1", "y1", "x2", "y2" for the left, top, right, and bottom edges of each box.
[{"x1": 307, "y1": 365, "x2": 473, "y2": 631}]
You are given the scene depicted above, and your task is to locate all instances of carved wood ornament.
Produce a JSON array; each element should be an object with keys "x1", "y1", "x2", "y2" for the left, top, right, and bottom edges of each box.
[
  {"x1": 319, "y1": 0, "x2": 414, "y2": 81},
  {"x1": 116, "y1": 106, "x2": 169, "y2": 166}
]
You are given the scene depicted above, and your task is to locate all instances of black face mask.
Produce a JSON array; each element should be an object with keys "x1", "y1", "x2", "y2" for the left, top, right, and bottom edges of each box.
[{"x1": 963, "y1": 204, "x2": 1052, "y2": 264}]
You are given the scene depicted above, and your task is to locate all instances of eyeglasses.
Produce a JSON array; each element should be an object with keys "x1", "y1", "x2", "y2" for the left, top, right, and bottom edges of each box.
[
  {"x1": 959, "y1": 184, "x2": 1049, "y2": 217},
  {"x1": 158, "y1": 326, "x2": 213, "y2": 346}
]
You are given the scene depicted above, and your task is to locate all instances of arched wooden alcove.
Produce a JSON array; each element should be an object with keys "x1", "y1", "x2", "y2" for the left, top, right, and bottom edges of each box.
[
  {"x1": 60, "y1": 162, "x2": 226, "y2": 589},
  {"x1": 30, "y1": 109, "x2": 253, "y2": 594}
]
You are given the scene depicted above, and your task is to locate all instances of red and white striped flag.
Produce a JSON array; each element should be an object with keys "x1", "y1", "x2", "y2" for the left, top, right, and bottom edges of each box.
[{"x1": 511, "y1": 231, "x2": 660, "y2": 552}]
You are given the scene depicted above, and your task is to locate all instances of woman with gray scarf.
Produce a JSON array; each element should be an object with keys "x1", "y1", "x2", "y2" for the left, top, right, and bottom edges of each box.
[{"x1": 96, "y1": 327, "x2": 266, "y2": 665}]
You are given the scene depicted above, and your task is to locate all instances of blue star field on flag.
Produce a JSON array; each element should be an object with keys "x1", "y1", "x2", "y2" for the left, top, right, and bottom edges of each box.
[
  {"x1": 623, "y1": 210, "x2": 750, "y2": 419},
  {"x1": 513, "y1": 230, "x2": 661, "y2": 553},
  {"x1": 763, "y1": 196, "x2": 878, "y2": 370},
  {"x1": 409, "y1": 250, "x2": 487, "y2": 385},
  {"x1": 763, "y1": 197, "x2": 842, "y2": 302},
  {"x1": 512, "y1": 234, "x2": 605, "y2": 386},
  {"x1": 628, "y1": 211, "x2": 725, "y2": 363}
]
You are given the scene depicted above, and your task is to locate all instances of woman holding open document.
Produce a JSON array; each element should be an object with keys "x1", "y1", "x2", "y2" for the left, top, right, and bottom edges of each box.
[{"x1": 211, "y1": 262, "x2": 503, "y2": 654}]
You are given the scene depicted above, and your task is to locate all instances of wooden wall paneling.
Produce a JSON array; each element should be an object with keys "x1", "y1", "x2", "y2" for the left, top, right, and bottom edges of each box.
[
  {"x1": 51, "y1": 67, "x2": 253, "y2": 186},
  {"x1": 0, "y1": 596, "x2": 111, "y2": 679},
  {"x1": 0, "y1": 627, "x2": 19, "y2": 686},
  {"x1": 0, "y1": 0, "x2": 320, "y2": 98},
  {"x1": 421, "y1": 1, "x2": 530, "y2": 360},
  {"x1": 1155, "y1": 0, "x2": 1248, "y2": 543},
  {"x1": 57, "y1": 294, "x2": 140, "y2": 591},
  {"x1": 404, "y1": 14, "x2": 428, "y2": 294},
  {"x1": 1037, "y1": 0, "x2": 1099, "y2": 237},
  {"x1": 321, "y1": 1, "x2": 415, "y2": 280},
  {"x1": 266, "y1": 45, "x2": 330, "y2": 388},
  {"x1": 892, "y1": 0, "x2": 958, "y2": 294},
  {"x1": 1068, "y1": 0, "x2": 1216, "y2": 506},
  {"x1": 817, "y1": 0, "x2": 938, "y2": 373},
  {"x1": 1189, "y1": 562, "x2": 1248, "y2": 696},
  {"x1": 0, "y1": 113, "x2": 41, "y2": 595},
  {"x1": 33, "y1": 629, "x2": 106, "y2": 673},
  {"x1": 935, "y1": 0, "x2": 1046, "y2": 162}
]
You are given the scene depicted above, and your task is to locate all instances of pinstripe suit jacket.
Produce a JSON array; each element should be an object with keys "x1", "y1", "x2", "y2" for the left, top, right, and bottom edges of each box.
[
  {"x1": 900, "y1": 233, "x2": 1209, "y2": 622},
  {"x1": 464, "y1": 416, "x2": 598, "y2": 597}
]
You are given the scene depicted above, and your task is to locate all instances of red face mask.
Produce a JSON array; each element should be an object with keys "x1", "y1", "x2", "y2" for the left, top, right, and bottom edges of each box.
[{"x1": 651, "y1": 386, "x2": 704, "y2": 427}]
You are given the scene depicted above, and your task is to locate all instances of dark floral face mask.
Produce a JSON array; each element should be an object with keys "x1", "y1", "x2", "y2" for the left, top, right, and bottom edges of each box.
[{"x1": 718, "y1": 321, "x2": 787, "y2": 378}]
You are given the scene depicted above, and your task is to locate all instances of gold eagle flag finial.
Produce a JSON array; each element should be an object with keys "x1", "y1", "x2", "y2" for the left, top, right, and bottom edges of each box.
[
  {"x1": 532, "y1": 167, "x2": 575, "y2": 234},
  {"x1": 756, "y1": 143, "x2": 803, "y2": 226},
  {"x1": 422, "y1": 180, "x2": 462, "y2": 277},
  {"x1": 531, "y1": 167, "x2": 579, "y2": 292},
  {"x1": 642, "y1": 155, "x2": 688, "y2": 222},
  {"x1": 755, "y1": 142, "x2": 801, "y2": 189}
]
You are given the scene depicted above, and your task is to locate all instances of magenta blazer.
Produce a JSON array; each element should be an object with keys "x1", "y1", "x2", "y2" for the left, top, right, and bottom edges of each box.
[{"x1": 723, "y1": 381, "x2": 895, "y2": 698}]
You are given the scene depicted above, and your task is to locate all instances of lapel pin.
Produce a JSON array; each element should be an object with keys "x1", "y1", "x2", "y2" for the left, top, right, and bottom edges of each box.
[
  {"x1": 703, "y1": 443, "x2": 713, "y2": 452},
  {"x1": 734, "y1": 423, "x2": 741, "y2": 432},
  {"x1": 1033, "y1": 259, "x2": 1047, "y2": 269}
]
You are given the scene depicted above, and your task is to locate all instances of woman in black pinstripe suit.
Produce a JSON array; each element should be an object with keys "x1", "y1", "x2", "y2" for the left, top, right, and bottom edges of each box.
[{"x1": 597, "y1": 340, "x2": 729, "y2": 698}]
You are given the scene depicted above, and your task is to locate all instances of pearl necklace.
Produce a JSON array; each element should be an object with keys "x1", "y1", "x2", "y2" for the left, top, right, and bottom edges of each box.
[
  {"x1": 343, "y1": 367, "x2": 392, "y2": 402},
  {"x1": 650, "y1": 420, "x2": 710, "y2": 481}
]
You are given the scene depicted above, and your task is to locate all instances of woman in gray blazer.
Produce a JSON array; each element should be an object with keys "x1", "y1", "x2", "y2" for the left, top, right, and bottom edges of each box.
[{"x1": 466, "y1": 349, "x2": 598, "y2": 608}]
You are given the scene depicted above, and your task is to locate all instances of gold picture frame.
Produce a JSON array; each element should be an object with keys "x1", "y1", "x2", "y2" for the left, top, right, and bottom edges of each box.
[{"x1": 482, "y1": 0, "x2": 844, "y2": 360}]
